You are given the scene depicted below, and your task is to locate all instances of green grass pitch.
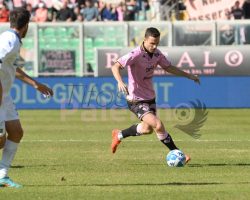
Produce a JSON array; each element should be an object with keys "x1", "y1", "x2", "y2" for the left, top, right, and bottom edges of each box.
[{"x1": 1, "y1": 109, "x2": 250, "y2": 199}]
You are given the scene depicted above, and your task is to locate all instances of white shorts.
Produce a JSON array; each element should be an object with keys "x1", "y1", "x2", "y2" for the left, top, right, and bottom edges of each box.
[
  {"x1": 0, "y1": 95, "x2": 19, "y2": 136},
  {"x1": 1, "y1": 95, "x2": 19, "y2": 121}
]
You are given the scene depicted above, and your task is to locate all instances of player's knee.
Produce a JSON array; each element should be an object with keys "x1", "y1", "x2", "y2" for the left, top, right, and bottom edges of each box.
[
  {"x1": 139, "y1": 123, "x2": 153, "y2": 135},
  {"x1": 154, "y1": 119, "x2": 163, "y2": 132}
]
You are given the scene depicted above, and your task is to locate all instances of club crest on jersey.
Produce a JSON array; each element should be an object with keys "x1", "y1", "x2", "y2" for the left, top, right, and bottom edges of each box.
[
  {"x1": 146, "y1": 65, "x2": 154, "y2": 72},
  {"x1": 146, "y1": 63, "x2": 158, "y2": 72},
  {"x1": 154, "y1": 52, "x2": 160, "y2": 57}
]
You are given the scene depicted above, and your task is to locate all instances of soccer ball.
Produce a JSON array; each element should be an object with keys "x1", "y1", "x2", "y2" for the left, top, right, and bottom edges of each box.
[{"x1": 166, "y1": 149, "x2": 186, "y2": 167}]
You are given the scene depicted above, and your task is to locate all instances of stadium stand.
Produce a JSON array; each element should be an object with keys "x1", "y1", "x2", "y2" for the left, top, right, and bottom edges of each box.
[{"x1": 0, "y1": 0, "x2": 249, "y2": 76}]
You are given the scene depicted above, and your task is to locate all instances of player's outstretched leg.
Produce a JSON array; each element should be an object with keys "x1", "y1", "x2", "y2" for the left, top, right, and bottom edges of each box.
[
  {"x1": 0, "y1": 139, "x2": 22, "y2": 187},
  {"x1": 156, "y1": 132, "x2": 191, "y2": 164},
  {"x1": 111, "y1": 124, "x2": 143, "y2": 153},
  {"x1": 111, "y1": 129, "x2": 121, "y2": 153},
  {"x1": 0, "y1": 127, "x2": 23, "y2": 187},
  {"x1": 159, "y1": 132, "x2": 192, "y2": 164},
  {"x1": 142, "y1": 114, "x2": 192, "y2": 164},
  {"x1": 0, "y1": 177, "x2": 22, "y2": 188}
]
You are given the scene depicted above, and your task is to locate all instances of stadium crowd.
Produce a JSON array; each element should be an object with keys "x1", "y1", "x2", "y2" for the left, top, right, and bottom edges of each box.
[
  {"x1": 0, "y1": 0, "x2": 153, "y2": 22},
  {"x1": 0, "y1": 0, "x2": 250, "y2": 23},
  {"x1": 229, "y1": 0, "x2": 250, "y2": 20}
]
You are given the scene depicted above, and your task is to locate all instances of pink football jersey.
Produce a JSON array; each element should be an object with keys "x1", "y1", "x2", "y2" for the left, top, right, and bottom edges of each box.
[{"x1": 117, "y1": 46, "x2": 171, "y2": 101}]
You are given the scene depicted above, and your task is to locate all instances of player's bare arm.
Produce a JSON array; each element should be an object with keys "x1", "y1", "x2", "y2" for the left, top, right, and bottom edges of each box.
[
  {"x1": 15, "y1": 67, "x2": 53, "y2": 96},
  {"x1": 166, "y1": 65, "x2": 200, "y2": 84},
  {"x1": 111, "y1": 62, "x2": 128, "y2": 95}
]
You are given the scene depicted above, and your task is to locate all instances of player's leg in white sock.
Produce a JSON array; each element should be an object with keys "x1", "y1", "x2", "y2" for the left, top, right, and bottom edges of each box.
[
  {"x1": 0, "y1": 121, "x2": 7, "y2": 179},
  {"x1": 0, "y1": 139, "x2": 18, "y2": 179},
  {"x1": 0, "y1": 119, "x2": 23, "y2": 179}
]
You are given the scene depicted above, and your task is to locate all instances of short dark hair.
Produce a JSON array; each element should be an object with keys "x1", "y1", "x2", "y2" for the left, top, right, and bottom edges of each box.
[
  {"x1": 145, "y1": 27, "x2": 160, "y2": 38},
  {"x1": 9, "y1": 8, "x2": 30, "y2": 30}
]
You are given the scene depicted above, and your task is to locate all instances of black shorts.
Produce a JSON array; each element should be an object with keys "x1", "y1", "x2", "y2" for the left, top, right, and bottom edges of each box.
[{"x1": 127, "y1": 99, "x2": 156, "y2": 120}]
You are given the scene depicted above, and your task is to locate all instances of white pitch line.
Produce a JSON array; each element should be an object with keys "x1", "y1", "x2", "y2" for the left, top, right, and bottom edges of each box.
[{"x1": 21, "y1": 139, "x2": 250, "y2": 143}]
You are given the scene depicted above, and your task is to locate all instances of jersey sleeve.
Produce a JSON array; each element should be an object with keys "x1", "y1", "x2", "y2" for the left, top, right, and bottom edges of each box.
[
  {"x1": 117, "y1": 51, "x2": 137, "y2": 69},
  {"x1": 157, "y1": 50, "x2": 172, "y2": 70},
  {"x1": 13, "y1": 55, "x2": 25, "y2": 68},
  {"x1": 0, "y1": 34, "x2": 15, "y2": 62}
]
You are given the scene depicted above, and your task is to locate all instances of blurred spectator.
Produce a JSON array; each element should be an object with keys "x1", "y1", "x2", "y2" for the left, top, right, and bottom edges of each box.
[
  {"x1": 56, "y1": 0, "x2": 75, "y2": 21},
  {"x1": 243, "y1": 0, "x2": 250, "y2": 18},
  {"x1": 42, "y1": 0, "x2": 54, "y2": 21},
  {"x1": 230, "y1": 1, "x2": 244, "y2": 44},
  {"x1": 25, "y1": 3, "x2": 36, "y2": 21},
  {"x1": 76, "y1": 12, "x2": 83, "y2": 21},
  {"x1": 0, "y1": 3, "x2": 9, "y2": 22},
  {"x1": 34, "y1": 2, "x2": 48, "y2": 22},
  {"x1": 43, "y1": 0, "x2": 53, "y2": 9},
  {"x1": 81, "y1": 0, "x2": 98, "y2": 21},
  {"x1": 116, "y1": 1, "x2": 125, "y2": 21},
  {"x1": 138, "y1": 0, "x2": 150, "y2": 21},
  {"x1": 137, "y1": 0, "x2": 142, "y2": 10},
  {"x1": 150, "y1": 0, "x2": 161, "y2": 21},
  {"x1": 66, "y1": 0, "x2": 76, "y2": 11},
  {"x1": 72, "y1": 5, "x2": 83, "y2": 21},
  {"x1": 3, "y1": 0, "x2": 14, "y2": 11},
  {"x1": 51, "y1": 0, "x2": 63, "y2": 21},
  {"x1": 225, "y1": 10, "x2": 232, "y2": 20},
  {"x1": 76, "y1": 0, "x2": 85, "y2": 9},
  {"x1": 243, "y1": 0, "x2": 250, "y2": 44},
  {"x1": 97, "y1": 0, "x2": 105, "y2": 19},
  {"x1": 12, "y1": 0, "x2": 25, "y2": 8},
  {"x1": 25, "y1": 0, "x2": 40, "y2": 8},
  {"x1": 231, "y1": 1, "x2": 243, "y2": 19},
  {"x1": 124, "y1": 0, "x2": 138, "y2": 21},
  {"x1": 100, "y1": 3, "x2": 118, "y2": 21}
]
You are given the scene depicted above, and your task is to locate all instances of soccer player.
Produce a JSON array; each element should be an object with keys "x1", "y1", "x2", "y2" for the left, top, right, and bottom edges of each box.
[
  {"x1": 111, "y1": 27, "x2": 200, "y2": 162},
  {"x1": 0, "y1": 8, "x2": 53, "y2": 188}
]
